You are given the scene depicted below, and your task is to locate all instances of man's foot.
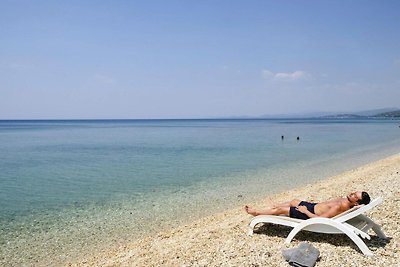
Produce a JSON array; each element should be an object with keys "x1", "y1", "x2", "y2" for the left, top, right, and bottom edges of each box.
[{"x1": 244, "y1": 205, "x2": 258, "y2": 216}]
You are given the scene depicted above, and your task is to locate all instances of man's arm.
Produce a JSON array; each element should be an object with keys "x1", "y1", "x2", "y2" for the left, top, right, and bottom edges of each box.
[{"x1": 296, "y1": 205, "x2": 341, "y2": 219}]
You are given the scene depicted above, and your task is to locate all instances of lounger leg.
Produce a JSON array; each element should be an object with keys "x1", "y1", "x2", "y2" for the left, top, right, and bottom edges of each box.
[
  {"x1": 285, "y1": 220, "x2": 374, "y2": 256},
  {"x1": 371, "y1": 224, "x2": 387, "y2": 239},
  {"x1": 248, "y1": 227, "x2": 254, "y2": 236},
  {"x1": 248, "y1": 220, "x2": 259, "y2": 236},
  {"x1": 358, "y1": 214, "x2": 387, "y2": 239}
]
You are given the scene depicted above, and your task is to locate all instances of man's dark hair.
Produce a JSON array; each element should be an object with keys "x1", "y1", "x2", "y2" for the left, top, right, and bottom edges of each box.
[{"x1": 358, "y1": 191, "x2": 371, "y2": 205}]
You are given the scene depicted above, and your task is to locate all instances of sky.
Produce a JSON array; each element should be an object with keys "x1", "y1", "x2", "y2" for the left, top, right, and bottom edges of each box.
[{"x1": 1, "y1": 0, "x2": 400, "y2": 119}]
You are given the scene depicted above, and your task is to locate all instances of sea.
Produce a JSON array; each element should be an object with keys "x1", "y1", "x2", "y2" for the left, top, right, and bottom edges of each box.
[{"x1": 1, "y1": 118, "x2": 400, "y2": 265}]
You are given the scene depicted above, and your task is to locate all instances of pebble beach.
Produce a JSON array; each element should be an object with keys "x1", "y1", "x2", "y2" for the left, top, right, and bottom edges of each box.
[{"x1": 72, "y1": 153, "x2": 400, "y2": 266}]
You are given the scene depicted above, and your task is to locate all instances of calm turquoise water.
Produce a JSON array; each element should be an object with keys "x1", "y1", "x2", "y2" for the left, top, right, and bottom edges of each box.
[{"x1": 1, "y1": 119, "x2": 400, "y2": 264}]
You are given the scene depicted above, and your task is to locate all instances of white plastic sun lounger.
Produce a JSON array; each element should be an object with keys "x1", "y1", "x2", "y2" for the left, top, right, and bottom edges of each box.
[{"x1": 248, "y1": 197, "x2": 387, "y2": 256}]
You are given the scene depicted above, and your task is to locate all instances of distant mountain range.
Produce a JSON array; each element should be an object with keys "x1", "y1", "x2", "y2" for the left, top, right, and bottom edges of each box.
[
  {"x1": 257, "y1": 108, "x2": 400, "y2": 119},
  {"x1": 319, "y1": 108, "x2": 400, "y2": 119},
  {"x1": 374, "y1": 110, "x2": 400, "y2": 118}
]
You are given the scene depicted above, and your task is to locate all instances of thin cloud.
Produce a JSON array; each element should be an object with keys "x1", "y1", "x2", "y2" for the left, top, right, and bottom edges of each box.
[{"x1": 262, "y1": 69, "x2": 311, "y2": 81}]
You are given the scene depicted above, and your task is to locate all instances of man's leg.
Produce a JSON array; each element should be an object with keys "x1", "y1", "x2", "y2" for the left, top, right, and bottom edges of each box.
[
  {"x1": 244, "y1": 205, "x2": 290, "y2": 216},
  {"x1": 244, "y1": 199, "x2": 301, "y2": 216}
]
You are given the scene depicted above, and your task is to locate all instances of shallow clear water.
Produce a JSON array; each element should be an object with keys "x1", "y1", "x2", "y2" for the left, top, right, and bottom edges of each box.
[{"x1": 1, "y1": 119, "x2": 400, "y2": 265}]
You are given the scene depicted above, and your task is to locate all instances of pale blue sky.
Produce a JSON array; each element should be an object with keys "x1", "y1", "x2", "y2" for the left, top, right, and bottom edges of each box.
[{"x1": 1, "y1": 1, "x2": 400, "y2": 119}]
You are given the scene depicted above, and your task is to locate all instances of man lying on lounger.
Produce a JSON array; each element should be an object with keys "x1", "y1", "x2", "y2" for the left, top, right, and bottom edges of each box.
[{"x1": 245, "y1": 191, "x2": 370, "y2": 219}]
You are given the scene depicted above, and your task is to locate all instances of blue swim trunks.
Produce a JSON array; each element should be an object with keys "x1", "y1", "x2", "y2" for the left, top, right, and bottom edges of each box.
[{"x1": 289, "y1": 201, "x2": 317, "y2": 220}]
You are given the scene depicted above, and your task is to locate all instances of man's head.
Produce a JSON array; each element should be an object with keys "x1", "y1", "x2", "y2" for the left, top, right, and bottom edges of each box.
[
  {"x1": 358, "y1": 191, "x2": 371, "y2": 205},
  {"x1": 347, "y1": 191, "x2": 370, "y2": 205}
]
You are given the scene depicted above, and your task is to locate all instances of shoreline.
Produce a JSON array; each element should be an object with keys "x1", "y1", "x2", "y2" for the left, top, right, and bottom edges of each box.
[{"x1": 75, "y1": 153, "x2": 400, "y2": 266}]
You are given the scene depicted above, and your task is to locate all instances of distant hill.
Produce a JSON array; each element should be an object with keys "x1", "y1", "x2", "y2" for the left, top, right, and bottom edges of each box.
[
  {"x1": 258, "y1": 108, "x2": 400, "y2": 119},
  {"x1": 351, "y1": 108, "x2": 399, "y2": 116},
  {"x1": 319, "y1": 114, "x2": 365, "y2": 119},
  {"x1": 373, "y1": 110, "x2": 400, "y2": 118},
  {"x1": 320, "y1": 109, "x2": 400, "y2": 119}
]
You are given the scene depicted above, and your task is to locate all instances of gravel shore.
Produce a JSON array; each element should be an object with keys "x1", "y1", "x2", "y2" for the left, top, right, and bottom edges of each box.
[{"x1": 76, "y1": 153, "x2": 400, "y2": 266}]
